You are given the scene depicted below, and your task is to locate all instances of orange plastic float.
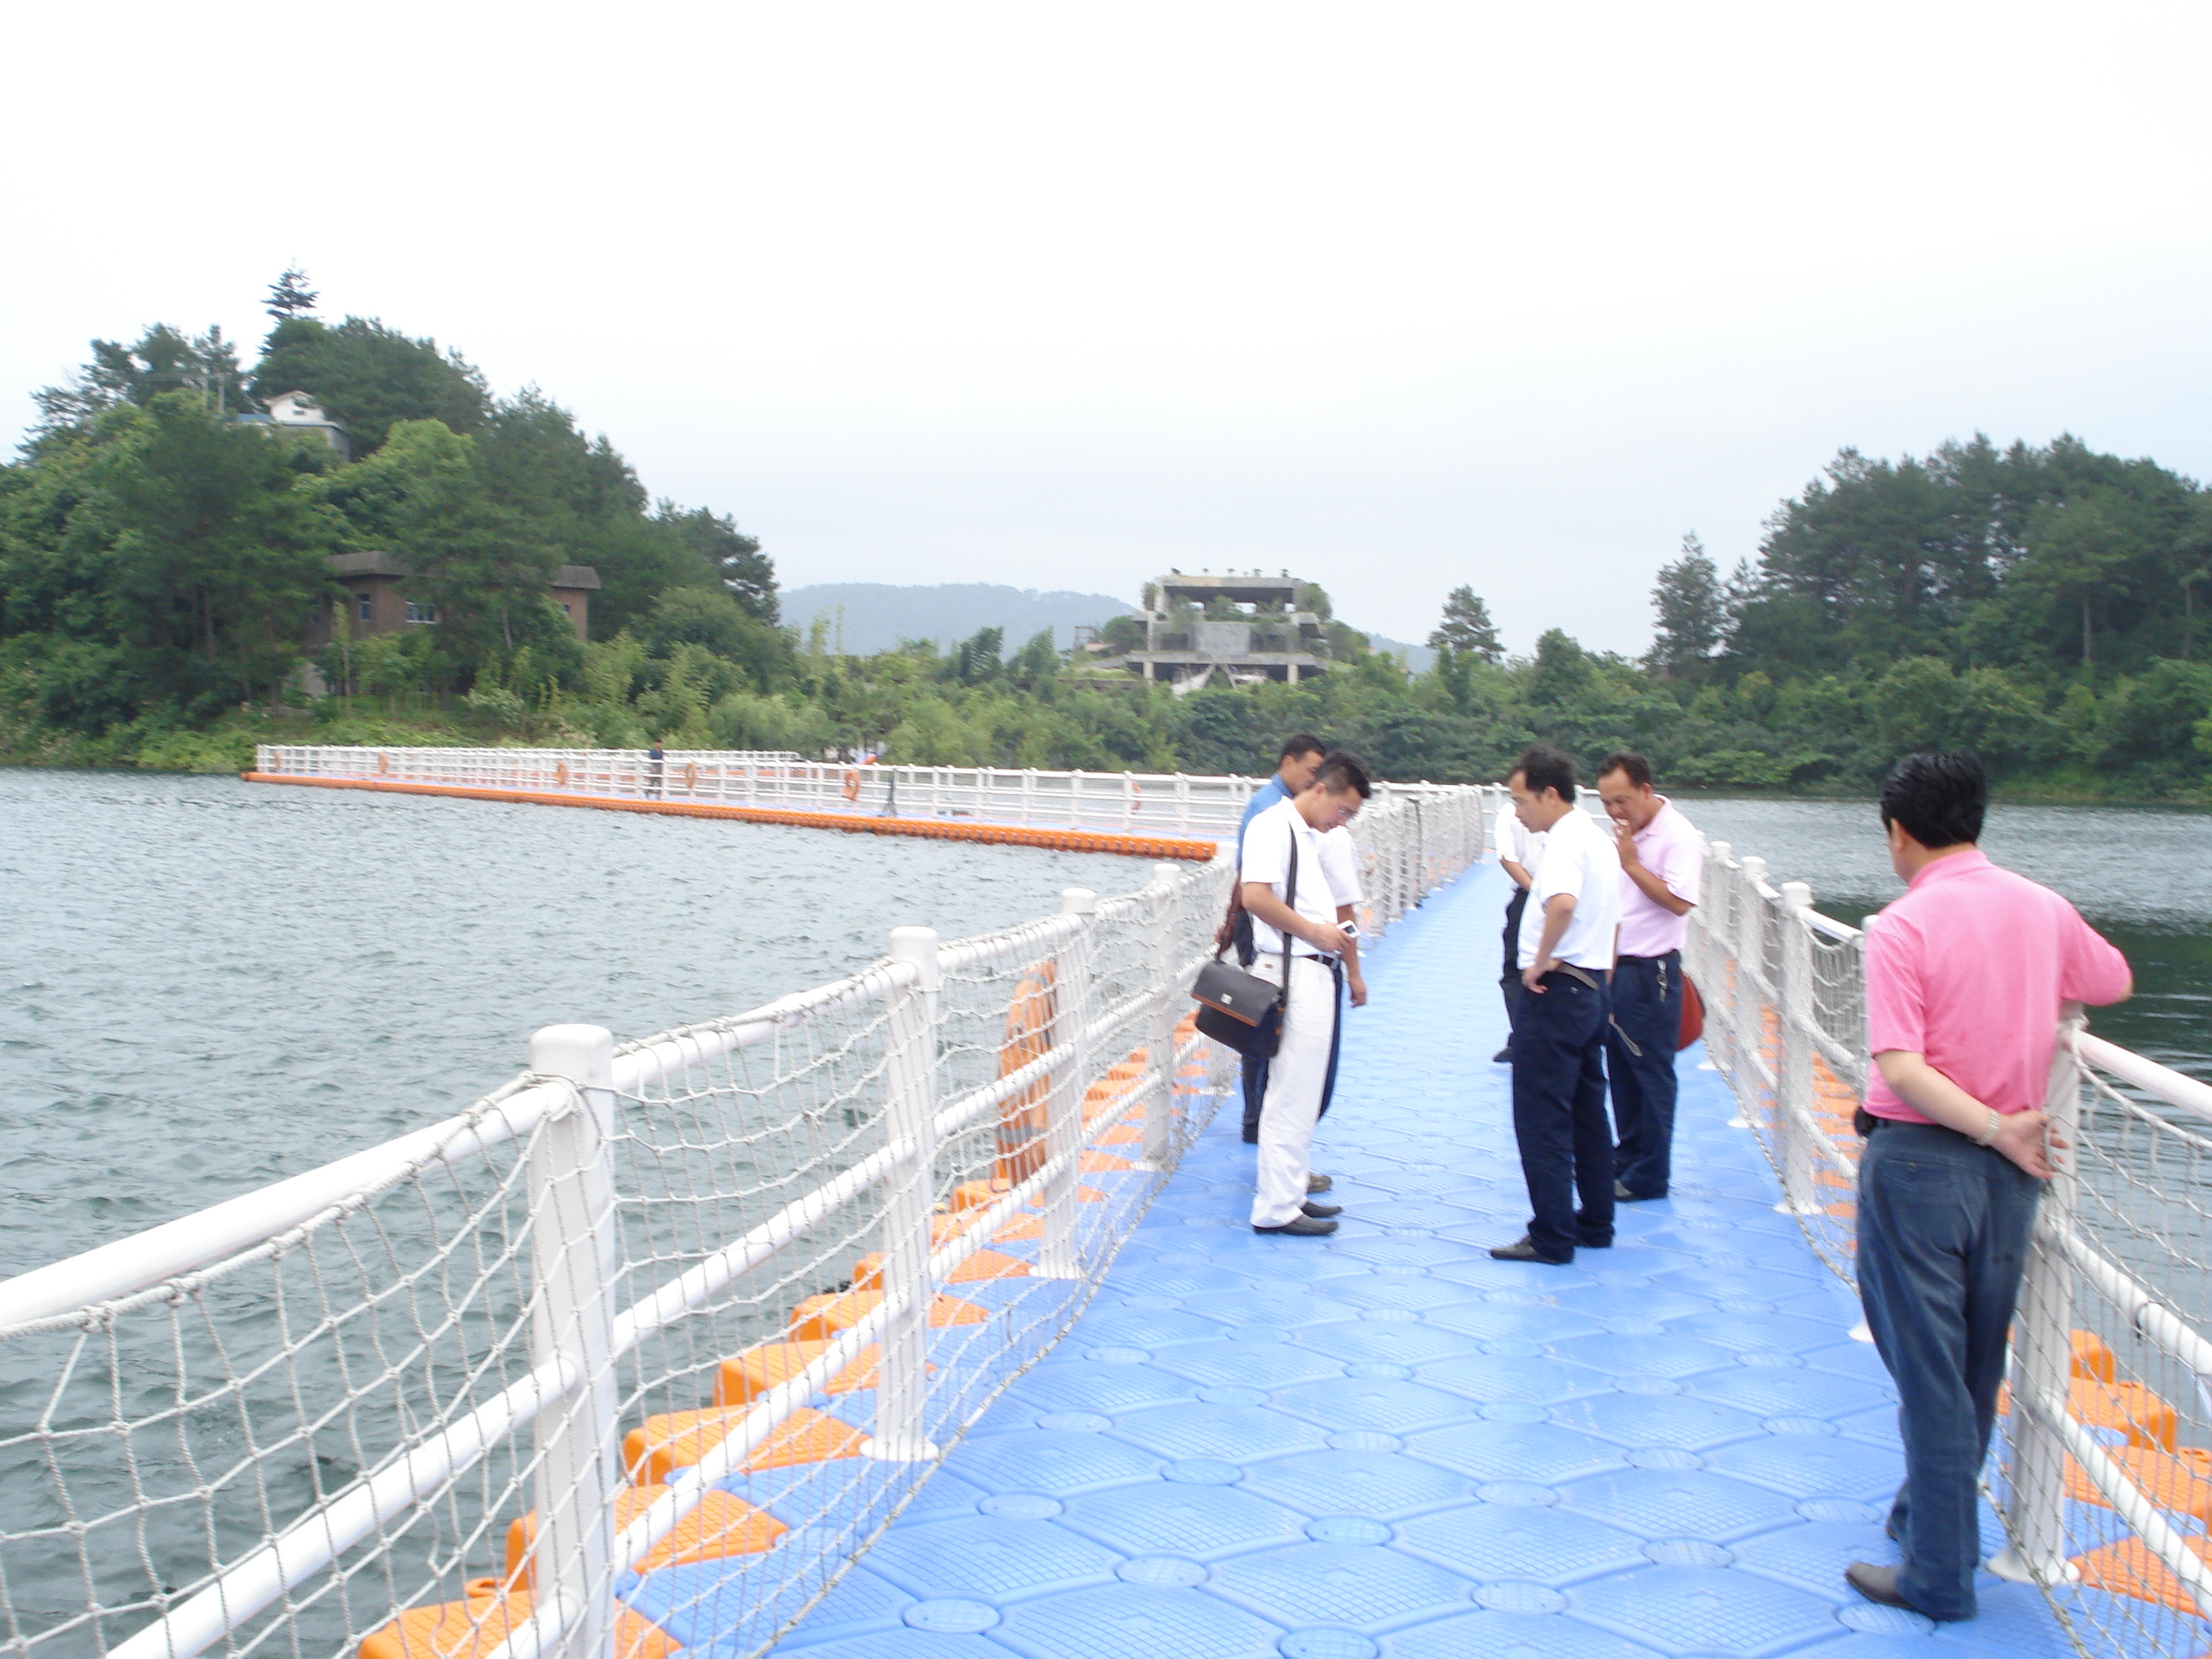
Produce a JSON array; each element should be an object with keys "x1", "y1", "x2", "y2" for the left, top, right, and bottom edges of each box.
[
  {"x1": 358, "y1": 1582, "x2": 674, "y2": 1659},
  {"x1": 504, "y1": 1487, "x2": 784, "y2": 1585}
]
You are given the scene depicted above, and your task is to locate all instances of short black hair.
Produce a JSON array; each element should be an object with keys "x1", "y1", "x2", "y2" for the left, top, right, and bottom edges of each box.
[
  {"x1": 1512, "y1": 743, "x2": 1575, "y2": 800},
  {"x1": 1279, "y1": 732, "x2": 1327, "y2": 763},
  {"x1": 1313, "y1": 751, "x2": 1372, "y2": 798},
  {"x1": 1597, "y1": 750, "x2": 1652, "y2": 790},
  {"x1": 1880, "y1": 751, "x2": 1986, "y2": 849}
]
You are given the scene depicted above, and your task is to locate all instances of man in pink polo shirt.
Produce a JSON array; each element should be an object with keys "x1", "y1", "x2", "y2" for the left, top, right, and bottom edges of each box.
[{"x1": 1846, "y1": 752, "x2": 2131, "y2": 1624}]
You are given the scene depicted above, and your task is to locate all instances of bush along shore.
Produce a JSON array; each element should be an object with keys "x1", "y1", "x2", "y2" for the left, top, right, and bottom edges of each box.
[{"x1": 5, "y1": 282, "x2": 2211, "y2": 797}]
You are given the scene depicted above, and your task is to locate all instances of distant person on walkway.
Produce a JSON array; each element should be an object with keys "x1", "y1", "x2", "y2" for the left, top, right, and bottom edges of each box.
[
  {"x1": 1492, "y1": 795, "x2": 1540, "y2": 1064},
  {"x1": 1597, "y1": 752, "x2": 1701, "y2": 1202},
  {"x1": 1238, "y1": 752, "x2": 1371, "y2": 1236},
  {"x1": 1845, "y1": 752, "x2": 2130, "y2": 1623},
  {"x1": 645, "y1": 741, "x2": 666, "y2": 800},
  {"x1": 1233, "y1": 734, "x2": 1328, "y2": 1144},
  {"x1": 1492, "y1": 745, "x2": 1621, "y2": 1265}
]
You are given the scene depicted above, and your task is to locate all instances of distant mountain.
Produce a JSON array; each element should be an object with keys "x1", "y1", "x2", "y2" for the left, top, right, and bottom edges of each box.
[
  {"x1": 781, "y1": 583, "x2": 1132, "y2": 655},
  {"x1": 780, "y1": 580, "x2": 1435, "y2": 672}
]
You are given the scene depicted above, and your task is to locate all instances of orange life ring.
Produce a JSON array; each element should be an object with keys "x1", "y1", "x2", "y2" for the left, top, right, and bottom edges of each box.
[
  {"x1": 842, "y1": 769, "x2": 861, "y2": 804},
  {"x1": 683, "y1": 761, "x2": 699, "y2": 791},
  {"x1": 997, "y1": 962, "x2": 1058, "y2": 1186}
]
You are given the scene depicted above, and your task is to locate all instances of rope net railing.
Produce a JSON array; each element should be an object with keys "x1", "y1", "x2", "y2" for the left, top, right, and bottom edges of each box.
[
  {"x1": 1685, "y1": 841, "x2": 2212, "y2": 1658},
  {"x1": 250, "y1": 746, "x2": 1485, "y2": 846},
  {"x1": 0, "y1": 790, "x2": 1491, "y2": 1659}
]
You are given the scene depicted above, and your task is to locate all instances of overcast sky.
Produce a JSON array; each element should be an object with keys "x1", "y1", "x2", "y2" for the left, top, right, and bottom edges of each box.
[{"x1": 5, "y1": 3, "x2": 2207, "y2": 655}]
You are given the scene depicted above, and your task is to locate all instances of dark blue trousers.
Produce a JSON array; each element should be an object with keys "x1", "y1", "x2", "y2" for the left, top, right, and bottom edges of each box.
[
  {"x1": 1499, "y1": 887, "x2": 1529, "y2": 1055},
  {"x1": 1856, "y1": 1121, "x2": 2041, "y2": 1621},
  {"x1": 1509, "y1": 969, "x2": 1615, "y2": 1261},
  {"x1": 1241, "y1": 1051, "x2": 1269, "y2": 1143},
  {"x1": 1607, "y1": 952, "x2": 1684, "y2": 1198}
]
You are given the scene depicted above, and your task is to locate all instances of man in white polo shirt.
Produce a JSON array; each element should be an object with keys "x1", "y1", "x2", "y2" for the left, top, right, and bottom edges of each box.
[
  {"x1": 1597, "y1": 750, "x2": 1702, "y2": 1202},
  {"x1": 1237, "y1": 753, "x2": 1372, "y2": 1236},
  {"x1": 1493, "y1": 744, "x2": 1623, "y2": 1265}
]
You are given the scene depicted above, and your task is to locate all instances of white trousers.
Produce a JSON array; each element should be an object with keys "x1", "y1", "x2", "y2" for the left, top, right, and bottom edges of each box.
[{"x1": 1250, "y1": 954, "x2": 1340, "y2": 1227}]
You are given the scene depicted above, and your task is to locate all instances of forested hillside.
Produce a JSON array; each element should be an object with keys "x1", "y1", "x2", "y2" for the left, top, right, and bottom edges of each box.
[{"x1": 3, "y1": 277, "x2": 2209, "y2": 796}]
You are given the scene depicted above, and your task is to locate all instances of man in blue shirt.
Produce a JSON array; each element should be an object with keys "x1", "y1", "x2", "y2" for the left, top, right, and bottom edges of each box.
[{"x1": 1236, "y1": 734, "x2": 1327, "y2": 1143}]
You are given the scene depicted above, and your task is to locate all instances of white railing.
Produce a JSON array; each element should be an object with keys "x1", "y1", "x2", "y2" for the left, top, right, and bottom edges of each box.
[
  {"x1": 1688, "y1": 844, "x2": 2212, "y2": 1657},
  {"x1": 252, "y1": 746, "x2": 1487, "y2": 845},
  {"x1": 0, "y1": 787, "x2": 1491, "y2": 1659}
]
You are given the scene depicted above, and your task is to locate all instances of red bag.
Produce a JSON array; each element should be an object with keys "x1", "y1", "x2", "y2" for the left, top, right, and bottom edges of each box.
[{"x1": 1678, "y1": 975, "x2": 1705, "y2": 1051}]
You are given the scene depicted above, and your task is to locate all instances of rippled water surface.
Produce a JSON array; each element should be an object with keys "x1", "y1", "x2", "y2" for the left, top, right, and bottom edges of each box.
[
  {"x1": 0, "y1": 772, "x2": 1144, "y2": 1278},
  {"x1": 1683, "y1": 795, "x2": 2212, "y2": 1080}
]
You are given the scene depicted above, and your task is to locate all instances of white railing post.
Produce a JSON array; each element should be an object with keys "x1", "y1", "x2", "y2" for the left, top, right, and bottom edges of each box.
[
  {"x1": 1142, "y1": 864, "x2": 1182, "y2": 1169},
  {"x1": 1776, "y1": 882, "x2": 1819, "y2": 1215},
  {"x1": 1038, "y1": 888, "x2": 1097, "y2": 1279},
  {"x1": 1734, "y1": 855, "x2": 1771, "y2": 1129},
  {"x1": 870, "y1": 928, "x2": 943, "y2": 1462},
  {"x1": 526, "y1": 1023, "x2": 620, "y2": 1659},
  {"x1": 1992, "y1": 1009, "x2": 2087, "y2": 1587}
]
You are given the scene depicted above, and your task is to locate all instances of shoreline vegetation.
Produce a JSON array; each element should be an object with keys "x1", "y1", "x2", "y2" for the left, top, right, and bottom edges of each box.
[{"x1": 8, "y1": 277, "x2": 2212, "y2": 804}]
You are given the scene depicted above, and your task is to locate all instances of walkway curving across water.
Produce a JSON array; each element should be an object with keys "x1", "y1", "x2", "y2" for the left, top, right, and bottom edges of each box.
[{"x1": 751, "y1": 864, "x2": 2104, "y2": 1659}]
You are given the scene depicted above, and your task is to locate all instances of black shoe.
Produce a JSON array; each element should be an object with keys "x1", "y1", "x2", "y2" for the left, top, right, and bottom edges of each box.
[
  {"x1": 1492, "y1": 1048, "x2": 1513, "y2": 1063},
  {"x1": 1302, "y1": 1200, "x2": 1342, "y2": 1219},
  {"x1": 1576, "y1": 1235, "x2": 1613, "y2": 1249},
  {"x1": 1307, "y1": 1173, "x2": 1333, "y2": 1194},
  {"x1": 1844, "y1": 1563, "x2": 1926, "y2": 1615},
  {"x1": 1254, "y1": 1214, "x2": 1338, "y2": 1237},
  {"x1": 1613, "y1": 1181, "x2": 1639, "y2": 1201},
  {"x1": 1489, "y1": 1236, "x2": 1571, "y2": 1265}
]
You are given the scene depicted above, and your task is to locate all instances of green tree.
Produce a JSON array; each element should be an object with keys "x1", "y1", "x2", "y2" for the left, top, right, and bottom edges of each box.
[
  {"x1": 250, "y1": 317, "x2": 491, "y2": 453},
  {"x1": 1428, "y1": 585, "x2": 1504, "y2": 663},
  {"x1": 265, "y1": 266, "x2": 318, "y2": 319},
  {"x1": 1648, "y1": 533, "x2": 1726, "y2": 673},
  {"x1": 32, "y1": 325, "x2": 250, "y2": 436}
]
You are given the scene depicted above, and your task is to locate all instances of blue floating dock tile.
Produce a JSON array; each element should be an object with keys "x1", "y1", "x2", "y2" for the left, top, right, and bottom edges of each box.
[
  {"x1": 989, "y1": 1580, "x2": 1286, "y2": 1659},
  {"x1": 1705, "y1": 1434, "x2": 1905, "y2": 1503},
  {"x1": 757, "y1": 1563, "x2": 912, "y2": 1650},
  {"x1": 1557, "y1": 1468, "x2": 1807, "y2": 1542},
  {"x1": 1570, "y1": 1563, "x2": 1842, "y2": 1656},
  {"x1": 1790, "y1": 1636, "x2": 2013, "y2": 1659},
  {"x1": 1728, "y1": 1517, "x2": 1895, "y2": 1598},
  {"x1": 1421, "y1": 1254, "x2": 1599, "y2": 1294},
  {"x1": 1658, "y1": 1264, "x2": 1839, "y2": 1303},
  {"x1": 1270, "y1": 1377, "x2": 1479, "y2": 1435},
  {"x1": 631, "y1": 1538, "x2": 835, "y2": 1650},
  {"x1": 1329, "y1": 1234, "x2": 1490, "y2": 1270},
  {"x1": 1107, "y1": 1400, "x2": 1330, "y2": 1461},
  {"x1": 1422, "y1": 1302, "x2": 1610, "y2": 1343},
  {"x1": 1359, "y1": 1199, "x2": 1497, "y2": 1230},
  {"x1": 1074, "y1": 1307, "x2": 1228, "y2": 1349},
  {"x1": 1238, "y1": 1447, "x2": 1475, "y2": 1521},
  {"x1": 896, "y1": 1469, "x2": 991, "y2": 1522},
  {"x1": 1104, "y1": 1260, "x2": 1256, "y2": 1300},
  {"x1": 1547, "y1": 1392, "x2": 1769, "y2": 1452},
  {"x1": 1403, "y1": 1421, "x2": 1627, "y2": 1485},
  {"x1": 1550, "y1": 1284, "x2": 1714, "y2": 1323},
  {"x1": 1057, "y1": 1481, "x2": 1310, "y2": 1557},
  {"x1": 1297, "y1": 1320, "x2": 1489, "y2": 1367},
  {"x1": 753, "y1": 1632, "x2": 1010, "y2": 1659},
  {"x1": 1306, "y1": 1274, "x2": 1473, "y2": 1314},
  {"x1": 1415, "y1": 1352, "x2": 1611, "y2": 1405},
  {"x1": 1665, "y1": 1309, "x2": 1855, "y2": 1353},
  {"x1": 1181, "y1": 1286, "x2": 1362, "y2": 1328},
  {"x1": 1147, "y1": 1338, "x2": 1349, "y2": 1389},
  {"x1": 1396, "y1": 1501, "x2": 1647, "y2": 1584},
  {"x1": 936, "y1": 1428, "x2": 1162, "y2": 1495},
  {"x1": 1801, "y1": 1340, "x2": 1898, "y2": 1385},
  {"x1": 1681, "y1": 1364, "x2": 1891, "y2": 1422},
  {"x1": 1005, "y1": 1359, "x2": 1200, "y2": 1416},
  {"x1": 1380, "y1": 1606, "x2": 1668, "y2": 1658},
  {"x1": 714, "y1": 1461, "x2": 899, "y2": 1536},
  {"x1": 1206, "y1": 1540, "x2": 1474, "y2": 1630},
  {"x1": 1546, "y1": 1330, "x2": 1749, "y2": 1378},
  {"x1": 857, "y1": 1512, "x2": 1121, "y2": 1600}
]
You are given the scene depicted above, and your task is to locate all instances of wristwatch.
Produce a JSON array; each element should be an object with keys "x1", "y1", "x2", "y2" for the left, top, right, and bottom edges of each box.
[{"x1": 1974, "y1": 1109, "x2": 2003, "y2": 1146}]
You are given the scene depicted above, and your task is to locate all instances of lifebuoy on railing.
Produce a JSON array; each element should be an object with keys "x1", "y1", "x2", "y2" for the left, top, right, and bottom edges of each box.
[
  {"x1": 684, "y1": 762, "x2": 699, "y2": 791},
  {"x1": 997, "y1": 963, "x2": 1057, "y2": 1185},
  {"x1": 842, "y1": 770, "x2": 861, "y2": 804}
]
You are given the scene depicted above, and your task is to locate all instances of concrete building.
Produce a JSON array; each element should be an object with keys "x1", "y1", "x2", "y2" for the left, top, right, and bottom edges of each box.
[
  {"x1": 318, "y1": 553, "x2": 600, "y2": 643},
  {"x1": 1099, "y1": 572, "x2": 1332, "y2": 692},
  {"x1": 236, "y1": 390, "x2": 352, "y2": 461}
]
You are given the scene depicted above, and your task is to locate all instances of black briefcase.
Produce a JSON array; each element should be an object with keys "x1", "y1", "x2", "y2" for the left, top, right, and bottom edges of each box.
[{"x1": 1192, "y1": 958, "x2": 1284, "y2": 1057}]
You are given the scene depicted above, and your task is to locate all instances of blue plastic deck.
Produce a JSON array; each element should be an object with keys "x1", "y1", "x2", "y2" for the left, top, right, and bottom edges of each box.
[{"x1": 719, "y1": 862, "x2": 2111, "y2": 1658}]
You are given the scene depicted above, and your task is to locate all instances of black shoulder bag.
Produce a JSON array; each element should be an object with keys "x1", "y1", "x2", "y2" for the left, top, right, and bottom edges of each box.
[{"x1": 1191, "y1": 834, "x2": 1298, "y2": 1058}]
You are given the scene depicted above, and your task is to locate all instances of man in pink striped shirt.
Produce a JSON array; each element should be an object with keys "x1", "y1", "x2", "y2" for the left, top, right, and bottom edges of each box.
[{"x1": 1847, "y1": 752, "x2": 2131, "y2": 1623}]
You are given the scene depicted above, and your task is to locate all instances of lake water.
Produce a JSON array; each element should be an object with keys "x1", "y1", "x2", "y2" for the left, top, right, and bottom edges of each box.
[
  {"x1": 0, "y1": 772, "x2": 1145, "y2": 1280},
  {"x1": 3, "y1": 777, "x2": 2205, "y2": 1283}
]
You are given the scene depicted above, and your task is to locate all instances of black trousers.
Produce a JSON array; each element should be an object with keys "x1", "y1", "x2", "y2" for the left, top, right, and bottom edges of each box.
[
  {"x1": 1499, "y1": 886, "x2": 1529, "y2": 1051},
  {"x1": 1509, "y1": 968, "x2": 1615, "y2": 1261},
  {"x1": 1607, "y1": 952, "x2": 1684, "y2": 1198}
]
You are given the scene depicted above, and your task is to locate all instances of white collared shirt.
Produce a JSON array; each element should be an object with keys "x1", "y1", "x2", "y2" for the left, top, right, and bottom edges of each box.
[
  {"x1": 1517, "y1": 804, "x2": 1623, "y2": 969},
  {"x1": 1240, "y1": 799, "x2": 1358, "y2": 954}
]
